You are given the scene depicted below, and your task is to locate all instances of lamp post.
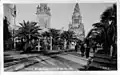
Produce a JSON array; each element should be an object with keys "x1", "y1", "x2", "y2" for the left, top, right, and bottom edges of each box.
[
  {"x1": 36, "y1": 37, "x2": 41, "y2": 51},
  {"x1": 13, "y1": 29, "x2": 16, "y2": 50},
  {"x1": 50, "y1": 36, "x2": 52, "y2": 50}
]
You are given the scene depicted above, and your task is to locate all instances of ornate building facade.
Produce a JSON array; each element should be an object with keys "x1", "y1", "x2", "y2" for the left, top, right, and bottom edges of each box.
[
  {"x1": 36, "y1": 3, "x2": 51, "y2": 29},
  {"x1": 68, "y1": 3, "x2": 85, "y2": 41},
  {"x1": 4, "y1": 4, "x2": 17, "y2": 31}
]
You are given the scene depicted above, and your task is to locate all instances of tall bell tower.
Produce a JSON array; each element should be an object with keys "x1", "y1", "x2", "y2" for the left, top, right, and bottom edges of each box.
[
  {"x1": 69, "y1": 3, "x2": 85, "y2": 41},
  {"x1": 36, "y1": 3, "x2": 51, "y2": 29}
]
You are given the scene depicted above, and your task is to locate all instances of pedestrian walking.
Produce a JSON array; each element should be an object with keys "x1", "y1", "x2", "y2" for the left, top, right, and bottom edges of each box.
[
  {"x1": 92, "y1": 44, "x2": 97, "y2": 53},
  {"x1": 75, "y1": 42, "x2": 78, "y2": 52},
  {"x1": 84, "y1": 43, "x2": 89, "y2": 58},
  {"x1": 81, "y1": 43, "x2": 85, "y2": 56},
  {"x1": 85, "y1": 39, "x2": 90, "y2": 58},
  {"x1": 86, "y1": 46, "x2": 90, "y2": 58}
]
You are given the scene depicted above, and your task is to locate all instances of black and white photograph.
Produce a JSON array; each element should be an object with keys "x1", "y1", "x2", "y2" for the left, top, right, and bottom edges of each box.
[{"x1": 3, "y1": 1, "x2": 117, "y2": 72}]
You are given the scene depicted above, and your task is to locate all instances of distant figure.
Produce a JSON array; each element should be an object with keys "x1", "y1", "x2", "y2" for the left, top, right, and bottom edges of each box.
[
  {"x1": 85, "y1": 39, "x2": 90, "y2": 58},
  {"x1": 75, "y1": 42, "x2": 78, "y2": 52},
  {"x1": 81, "y1": 43, "x2": 85, "y2": 56},
  {"x1": 86, "y1": 45, "x2": 90, "y2": 58}
]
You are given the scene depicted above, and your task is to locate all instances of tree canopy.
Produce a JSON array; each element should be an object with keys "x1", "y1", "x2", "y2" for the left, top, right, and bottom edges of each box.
[
  {"x1": 16, "y1": 20, "x2": 41, "y2": 51},
  {"x1": 4, "y1": 16, "x2": 11, "y2": 41},
  {"x1": 60, "y1": 30, "x2": 74, "y2": 41},
  {"x1": 86, "y1": 4, "x2": 117, "y2": 54}
]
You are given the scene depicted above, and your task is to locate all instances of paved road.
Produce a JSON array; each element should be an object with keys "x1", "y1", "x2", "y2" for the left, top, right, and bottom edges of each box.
[{"x1": 4, "y1": 51, "x2": 91, "y2": 71}]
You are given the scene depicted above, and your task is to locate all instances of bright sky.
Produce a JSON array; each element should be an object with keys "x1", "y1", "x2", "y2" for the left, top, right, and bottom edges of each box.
[{"x1": 16, "y1": 3, "x2": 114, "y2": 36}]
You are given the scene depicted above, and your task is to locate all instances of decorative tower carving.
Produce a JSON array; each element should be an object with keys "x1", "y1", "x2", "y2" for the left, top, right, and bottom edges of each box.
[
  {"x1": 36, "y1": 3, "x2": 51, "y2": 29},
  {"x1": 69, "y1": 3, "x2": 85, "y2": 41}
]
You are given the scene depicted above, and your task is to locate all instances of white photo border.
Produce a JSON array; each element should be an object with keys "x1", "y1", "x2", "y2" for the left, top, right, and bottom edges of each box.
[{"x1": 0, "y1": 0, "x2": 119, "y2": 75}]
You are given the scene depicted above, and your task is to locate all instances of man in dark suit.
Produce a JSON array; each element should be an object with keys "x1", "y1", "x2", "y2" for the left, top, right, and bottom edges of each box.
[
  {"x1": 85, "y1": 39, "x2": 90, "y2": 58},
  {"x1": 81, "y1": 43, "x2": 85, "y2": 57}
]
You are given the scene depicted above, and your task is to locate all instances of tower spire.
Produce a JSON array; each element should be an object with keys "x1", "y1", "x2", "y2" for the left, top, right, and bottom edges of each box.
[
  {"x1": 74, "y1": 3, "x2": 80, "y2": 13},
  {"x1": 68, "y1": 3, "x2": 85, "y2": 41},
  {"x1": 72, "y1": 3, "x2": 82, "y2": 25}
]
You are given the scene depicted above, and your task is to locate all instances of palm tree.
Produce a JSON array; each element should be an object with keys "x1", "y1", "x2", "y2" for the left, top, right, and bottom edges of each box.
[
  {"x1": 61, "y1": 31, "x2": 74, "y2": 41},
  {"x1": 49, "y1": 28, "x2": 60, "y2": 39},
  {"x1": 41, "y1": 28, "x2": 60, "y2": 50},
  {"x1": 49, "y1": 28, "x2": 60, "y2": 49},
  {"x1": 87, "y1": 4, "x2": 117, "y2": 55},
  {"x1": 16, "y1": 20, "x2": 41, "y2": 52},
  {"x1": 42, "y1": 31, "x2": 51, "y2": 37},
  {"x1": 100, "y1": 3, "x2": 116, "y2": 55},
  {"x1": 86, "y1": 26, "x2": 104, "y2": 45},
  {"x1": 100, "y1": 4, "x2": 117, "y2": 55},
  {"x1": 101, "y1": 4, "x2": 116, "y2": 26},
  {"x1": 41, "y1": 31, "x2": 51, "y2": 50},
  {"x1": 100, "y1": 3, "x2": 116, "y2": 41},
  {"x1": 92, "y1": 23, "x2": 109, "y2": 53},
  {"x1": 60, "y1": 30, "x2": 74, "y2": 49}
]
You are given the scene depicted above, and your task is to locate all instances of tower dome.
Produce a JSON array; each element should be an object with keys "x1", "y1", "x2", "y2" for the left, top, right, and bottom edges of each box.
[{"x1": 36, "y1": 3, "x2": 51, "y2": 29}]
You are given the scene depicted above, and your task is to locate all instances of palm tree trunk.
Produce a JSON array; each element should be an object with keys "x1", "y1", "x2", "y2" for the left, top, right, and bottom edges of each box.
[
  {"x1": 26, "y1": 34, "x2": 31, "y2": 51},
  {"x1": 103, "y1": 28, "x2": 110, "y2": 55}
]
